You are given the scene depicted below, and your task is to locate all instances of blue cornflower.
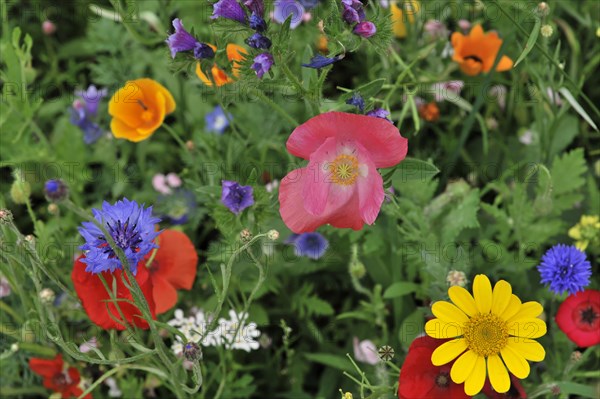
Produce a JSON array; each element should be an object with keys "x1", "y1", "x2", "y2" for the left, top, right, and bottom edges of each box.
[
  {"x1": 346, "y1": 93, "x2": 365, "y2": 112},
  {"x1": 211, "y1": 0, "x2": 247, "y2": 24},
  {"x1": 366, "y1": 108, "x2": 392, "y2": 122},
  {"x1": 205, "y1": 105, "x2": 231, "y2": 134},
  {"x1": 221, "y1": 181, "x2": 254, "y2": 214},
  {"x1": 302, "y1": 54, "x2": 344, "y2": 69},
  {"x1": 246, "y1": 32, "x2": 272, "y2": 49},
  {"x1": 166, "y1": 19, "x2": 215, "y2": 59},
  {"x1": 537, "y1": 244, "x2": 592, "y2": 295},
  {"x1": 44, "y1": 179, "x2": 68, "y2": 202},
  {"x1": 249, "y1": 12, "x2": 267, "y2": 31},
  {"x1": 252, "y1": 53, "x2": 274, "y2": 78},
  {"x1": 78, "y1": 199, "x2": 161, "y2": 274},
  {"x1": 273, "y1": 0, "x2": 304, "y2": 29},
  {"x1": 287, "y1": 233, "x2": 328, "y2": 259},
  {"x1": 244, "y1": 0, "x2": 264, "y2": 17}
]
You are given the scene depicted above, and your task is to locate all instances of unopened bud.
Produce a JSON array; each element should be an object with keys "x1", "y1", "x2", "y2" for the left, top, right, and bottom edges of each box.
[
  {"x1": 42, "y1": 20, "x2": 56, "y2": 35},
  {"x1": 446, "y1": 270, "x2": 467, "y2": 287},
  {"x1": 267, "y1": 229, "x2": 279, "y2": 241},
  {"x1": 349, "y1": 258, "x2": 366, "y2": 279},
  {"x1": 10, "y1": 343, "x2": 19, "y2": 352},
  {"x1": 48, "y1": 203, "x2": 59, "y2": 215},
  {"x1": 10, "y1": 172, "x2": 31, "y2": 205},
  {"x1": 186, "y1": 140, "x2": 195, "y2": 151},
  {"x1": 570, "y1": 350, "x2": 582, "y2": 363},
  {"x1": 240, "y1": 229, "x2": 252, "y2": 242},
  {"x1": 39, "y1": 288, "x2": 55, "y2": 304},
  {"x1": 537, "y1": 2, "x2": 549, "y2": 17},
  {"x1": 183, "y1": 341, "x2": 202, "y2": 362},
  {"x1": 44, "y1": 179, "x2": 69, "y2": 202}
]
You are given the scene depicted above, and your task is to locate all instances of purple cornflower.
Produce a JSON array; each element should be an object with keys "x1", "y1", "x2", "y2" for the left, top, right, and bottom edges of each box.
[
  {"x1": 205, "y1": 105, "x2": 231, "y2": 134},
  {"x1": 44, "y1": 179, "x2": 68, "y2": 202},
  {"x1": 249, "y1": 12, "x2": 267, "y2": 31},
  {"x1": 366, "y1": 108, "x2": 392, "y2": 122},
  {"x1": 353, "y1": 21, "x2": 376, "y2": 38},
  {"x1": 346, "y1": 93, "x2": 365, "y2": 112},
  {"x1": 251, "y1": 53, "x2": 274, "y2": 78},
  {"x1": 212, "y1": 0, "x2": 247, "y2": 24},
  {"x1": 302, "y1": 54, "x2": 344, "y2": 69},
  {"x1": 78, "y1": 199, "x2": 161, "y2": 274},
  {"x1": 537, "y1": 244, "x2": 592, "y2": 296},
  {"x1": 273, "y1": 0, "x2": 305, "y2": 29},
  {"x1": 166, "y1": 19, "x2": 215, "y2": 59},
  {"x1": 287, "y1": 232, "x2": 328, "y2": 259},
  {"x1": 246, "y1": 32, "x2": 272, "y2": 49},
  {"x1": 221, "y1": 181, "x2": 254, "y2": 214},
  {"x1": 244, "y1": 0, "x2": 264, "y2": 16},
  {"x1": 341, "y1": 0, "x2": 365, "y2": 24}
]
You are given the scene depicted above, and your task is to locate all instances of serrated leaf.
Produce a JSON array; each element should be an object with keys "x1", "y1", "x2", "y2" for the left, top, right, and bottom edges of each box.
[
  {"x1": 440, "y1": 188, "x2": 481, "y2": 243},
  {"x1": 383, "y1": 282, "x2": 418, "y2": 298},
  {"x1": 551, "y1": 148, "x2": 586, "y2": 196}
]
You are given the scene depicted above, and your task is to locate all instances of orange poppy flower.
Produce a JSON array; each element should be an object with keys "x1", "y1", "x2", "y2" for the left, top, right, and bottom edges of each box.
[
  {"x1": 144, "y1": 229, "x2": 198, "y2": 314},
  {"x1": 418, "y1": 102, "x2": 440, "y2": 122},
  {"x1": 195, "y1": 43, "x2": 247, "y2": 86},
  {"x1": 108, "y1": 78, "x2": 176, "y2": 142},
  {"x1": 451, "y1": 24, "x2": 514, "y2": 76}
]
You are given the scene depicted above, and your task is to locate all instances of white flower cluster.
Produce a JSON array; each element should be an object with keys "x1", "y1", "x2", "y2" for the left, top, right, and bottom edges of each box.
[{"x1": 168, "y1": 309, "x2": 261, "y2": 354}]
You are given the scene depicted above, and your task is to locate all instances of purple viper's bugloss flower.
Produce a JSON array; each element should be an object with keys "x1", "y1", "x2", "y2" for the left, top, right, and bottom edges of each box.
[
  {"x1": 353, "y1": 21, "x2": 376, "y2": 38},
  {"x1": 244, "y1": 0, "x2": 264, "y2": 16},
  {"x1": 166, "y1": 19, "x2": 199, "y2": 58},
  {"x1": 249, "y1": 12, "x2": 267, "y2": 31},
  {"x1": 341, "y1": 0, "x2": 365, "y2": 24},
  {"x1": 212, "y1": 0, "x2": 247, "y2": 24},
  {"x1": 346, "y1": 93, "x2": 365, "y2": 112},
  {"x1": 537, "y1": 244, "x2": 592, "y2": 296},
  {"x1": 221, "y1": 181, "x2": 254, "y2": 214},
  {"x1": 78, "y1": 199, "x2": 161, "y2": 274},
  {"x1": 251, "y1": 52, "x2": 274, "y2": 78},
  {"x1": 366, "y1": 108, "x2": 392, "y2": 122},
  {"x1": 246, "y1": 32, "x2": 272, "y2": 49},
  {"x1": 302, "y1": 54, "x2": 344, "y2": 69}
]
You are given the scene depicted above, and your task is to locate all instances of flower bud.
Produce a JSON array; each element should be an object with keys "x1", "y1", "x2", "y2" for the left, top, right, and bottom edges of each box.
[
  {"x1": 10, "y1": 172, "x2": 31, "y2": 205},
  {"x1": 537, "y1": 2, "x2": 549, "y2": 17},
  {"x1": 183, "y1": 341, "x2": 202, "y2": 362},
  {"x1": 446, "y1": 270, "x2": 467, "y2": 287},
  {"x1": 48, "y1": 203, "x2": 59, "y2": 215},
  {"x1": 240, "y1": 228, "x2": 252, "y2": 242},
  {"x1": 44, "y1": 179, "x2": 69, "y2": 202},
  {"x1": 42, "y1": 20, "x2": 56, "y2": 35},
  {"x1": 349, "y1": 258, "x2": 366, "y2": 279},
  {"x1": 39, "y1": 288, "x2": 55, "y2": 304},
  {"x1": 353, "y1": 21, "x2": 377, "y2": 38},
  {"x1": 267, "y1": 229, "x2": 279, "y2": 241},
  {"x1": 0, "y1": 209, "x2": 13, "y2": 224}
]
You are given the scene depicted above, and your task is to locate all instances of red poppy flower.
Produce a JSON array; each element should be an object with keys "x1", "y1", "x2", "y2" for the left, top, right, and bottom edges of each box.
[
  {"x1": 72, "y1": 255, "x2": 156, "y2": 330},
  {"x1": 398, "y1": 335, "x2": 470, "y2": 399},
  {"x1": 483, "y1": 374, "x2": 527, "y2": 399},
  {"x1": 555, "y1": 289, "x2": 600, "y2": 347},
  {"x1": 144, "y1": 229, "x2": 198, "y2": 314},
  {"x1": 29, "y1": 354, "x2": 91, "y2": 399}
]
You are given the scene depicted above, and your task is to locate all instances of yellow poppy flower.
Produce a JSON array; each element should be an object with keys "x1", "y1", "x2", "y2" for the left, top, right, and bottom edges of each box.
[
  {"x1": 451, "y1": 24, "x2": 513, "y2": 76},
  {"x1": 195, "y1": 43, "x2": 247, "y2": 87},
  {"x1": 425, "y1": 274, "x2": 546, "y2": 396},
  {"x1": 391, "y1": 1, "x2": 419, "y2": 38},
  {"x1": 108, "y1": 78, "x2": 176, "y2": 142},
  {"x1": 568, "y1": 215, "x2": 600, "y2": 250}
]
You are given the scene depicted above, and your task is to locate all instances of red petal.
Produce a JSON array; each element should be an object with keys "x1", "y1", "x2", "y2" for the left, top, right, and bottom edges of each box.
[
  {"x1": 149, "y1": 230, "x2": 197, "y2": 290},
  {"x1": 29, "y1": 354, "x2": 63, "y2": 378},
  {"x1": 151, "y1": 275, "x2": 179, "y2": 315},
  {"x1": 556, "y1": 290, "x2": 600, "y2": 347}
]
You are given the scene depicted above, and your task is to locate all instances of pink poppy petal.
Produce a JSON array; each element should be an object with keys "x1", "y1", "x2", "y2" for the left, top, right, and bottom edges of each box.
[
  {"x1": 302, "y1": 137, "x2": 337, "y2": 216},
  {"x1": 356, "y1": 143, "x2": 385, "y2": 224}
]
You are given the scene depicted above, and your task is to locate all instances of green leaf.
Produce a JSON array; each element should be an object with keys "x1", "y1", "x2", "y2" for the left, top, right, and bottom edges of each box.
[
  {"x1": 399, "y1": 308, "x2": 425, "y2": 351},
  {"x1": 339, "y1": 78, "x2": 386, "y2": 101},
  {"x1": 555, "y1": 382, "x2": 597, "y2": 398},
  {"x1": 549, "y1": 115, "x2": 579, "y2": 158},
  {"x1": 551, "y1": 148, "x2": 586, "y2": 196},
  {"x1": 388, "y1": 158, "x2": 440, "y2": 185},
  {"x1": 558, "y1": 88, "x2": 599, "y2": 131},
  {"x1": 383, "y1": 282, "x2": 418, "y2": 299},
  {"x1": 304, "y1": 353, "x2": 354, "y2": 373},
  {"x1": 514, "y1": 17, "x2": 541, "y2": 67},
  {"x1": 305, "y1": 296, "x2": 334, "y2": 316}
]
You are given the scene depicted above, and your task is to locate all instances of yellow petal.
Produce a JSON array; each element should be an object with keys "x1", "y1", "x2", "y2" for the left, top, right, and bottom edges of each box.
[
  {"x1": 491, "y1": 280, "x2": 512, "y2": 316},
  {"x1": 500, "y1": 345, "x2": 530, "y2": 379},
  {"x1": 449, "y1": 286, "x2": 478, "y2": 317},
  {"x1": 487, "y1": 354, "x2": 510, "y2": 393},
  {"x1": 450, "y1": 350, "x2": 478, "y2": 384},
  {"x1": 464, "y1": 355, "x2": 486, "y2": 396},
  {"x1": 425, "y1": 318, "x2": 463, "y2": 339},
  {"x1": 568, "y1": 226, "x2": 582, "y2": 240},
  {"x1": 431, "y1": 338, "x2": 468, "y2": 366},
  {"x1": 500, "y1": 295, "x2": 522, "y2": 321},
  {"x1": 432, "y1": 301, "x2": 469, "y2": 324},
  {"x1": 506, "y1": 338, "x2": 545, "y2": 361},
  {"x1": 473, "y1": 274, "x2": 492, "y2": 314},
  {"x1": 507, "y1": 301, "x2": 543, "y2": 322},
  {"x1": 508, "y1": 318, "x2": 547, "y2": 339}
]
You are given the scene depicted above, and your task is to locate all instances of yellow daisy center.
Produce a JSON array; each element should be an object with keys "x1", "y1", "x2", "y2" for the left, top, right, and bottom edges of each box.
[
  {"x1": 463, "y1": 313, "x2": 508, "y2": 357},
  {"x1": 328, "y1": 154, "x2": 359, "y2": 186}
]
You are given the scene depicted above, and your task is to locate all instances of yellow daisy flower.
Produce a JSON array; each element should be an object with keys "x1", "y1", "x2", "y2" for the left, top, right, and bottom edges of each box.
[
  {"x1": 568, "y1": 215, "x2": 600, "y2": 250},
  {"x1": 425, "y1": 274, "x2": 546, "y2": 396},
  {"x1": 390, "y1": 1, "x2": 419, "y2": 38}
]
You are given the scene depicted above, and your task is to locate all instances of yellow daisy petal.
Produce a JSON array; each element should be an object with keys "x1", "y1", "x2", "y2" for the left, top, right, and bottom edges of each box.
[
  {"x1": 568, "y1": 226, "x2": 582, "y2": 240},
  {"x1": 500, "y1": 345, "x2": 530, "y2": 378},
  {"x1": 491, "y1": 280, "x2": 512, "y2": 316},
  {"x1": 450, "y1": 349, "x2": 478, "y2": 384},
  {"x1": 500, "y1": 295, "x2": 522, "y2": 321},
  {"x1": 431, "y1": 338, "x2": 468, "y2": 366},
  {"x1": 464, "y1": 355, "x2": 486, "y2": 396},
  {"x1": 473, "y1": 274, "x2": 492, "y2": 314},
  {"x1": 507, "y1": 301, "x2": 543, "y2": 322},
  {"x1": 449, "y1": 286, "x2": 478, "y2": 317},
  {"x1": 508, "y1": 318, "x2": 547, "y2": 339},
  {"x1": 432, "y1": 301, "x2": 469, "y2": 324},
  {"x1": 487, "y1": 354, "x2": 510, "y2": 393},
  {"x1": 425, "y1": 318, "x2": 463, "y2": 339},
  {"x1": 506, "y1": 338, "x2": 545, "y2": 361}
]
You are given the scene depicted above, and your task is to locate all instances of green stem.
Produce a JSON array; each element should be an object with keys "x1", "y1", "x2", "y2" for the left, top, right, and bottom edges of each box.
[
  {"x1": 162, "y1": 123, "x2": 189, "y2": 152},
  {"x1": 249, "y1": 89, "x2": 299, "y2": 127}
]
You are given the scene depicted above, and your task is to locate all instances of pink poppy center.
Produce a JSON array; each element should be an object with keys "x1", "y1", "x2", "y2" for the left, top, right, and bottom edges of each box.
[{"x1": 328, "y1": 153, "x2": 359, "y2": 186}]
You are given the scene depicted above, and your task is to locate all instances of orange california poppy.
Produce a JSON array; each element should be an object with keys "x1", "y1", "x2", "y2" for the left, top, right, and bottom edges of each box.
[
  {"x1": 144, "y1": 229, "x2": 198, "y2": 314},
  {"x1": 108, "y1": 78, "x2": 176, "y2": 142},
  {"x1": 418, "y1": 102, "x2": 440, "y2": 122},
  {"x1": 451, "y1": 24, "x2": 514, "y2": 76},
  {"x1": 195, "y1": 43, "x2": 247, "y2": 86}
]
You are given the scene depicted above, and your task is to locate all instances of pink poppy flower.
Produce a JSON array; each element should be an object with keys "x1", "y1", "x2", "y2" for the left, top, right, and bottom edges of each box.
[{"x1": 278, "y1": 112, "x2": 408, "y2": 233}]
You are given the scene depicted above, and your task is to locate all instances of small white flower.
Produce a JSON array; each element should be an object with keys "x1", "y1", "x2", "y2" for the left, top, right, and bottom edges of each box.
[
  {"x1": 105, "y1": 378, "x2": 122, "y2": 398},
  {"x1": 353, "y1": 337, "x2": 379, "y2": 365},
  {"x1": 39, "y1": 288, "x2": 55, "y2": 304},
  {"x1": 266, "y1": 179, "x2": 279, "y2": 193}
]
